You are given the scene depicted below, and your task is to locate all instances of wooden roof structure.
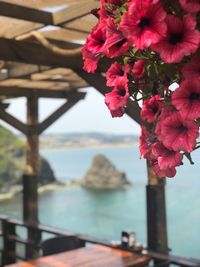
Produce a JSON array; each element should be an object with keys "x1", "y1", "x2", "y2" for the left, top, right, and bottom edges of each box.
[
  {"x1": 0, "y1": 0, "x2": 141, "y2": 124},
  {"x1": 0, "y1": 0, "x2": 168, "y2": 261}
]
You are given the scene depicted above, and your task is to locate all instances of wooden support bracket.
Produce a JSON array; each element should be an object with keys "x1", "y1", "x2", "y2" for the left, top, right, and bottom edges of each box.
[
  {"x1": 0, "y1": 109, "x2": 28, "y2": 135},
  {"x1": 38, "y1": 92, "x2": 86, "y2": 134}
]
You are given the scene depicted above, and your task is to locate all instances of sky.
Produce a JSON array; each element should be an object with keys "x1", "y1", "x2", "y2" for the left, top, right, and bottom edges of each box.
[{"x1": 3, "y1": 87, "x2": 140, "y2": 135}]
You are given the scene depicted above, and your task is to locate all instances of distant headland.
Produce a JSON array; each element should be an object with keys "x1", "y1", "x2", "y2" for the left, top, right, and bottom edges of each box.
[{"x1": 37, "y1": 132, "x2": 139, "y2": 150}]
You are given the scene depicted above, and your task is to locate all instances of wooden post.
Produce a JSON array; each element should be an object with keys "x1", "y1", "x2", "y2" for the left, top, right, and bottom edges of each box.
[
  {"x1": 146, "y1": 162, "x2": 169, "y2": 262},
  {"x1": 23, "y1": 96, "x2": 40, "y2": 259},
  {"x1": 1, "y1": 217, "x2": 16, "y2": 265}
]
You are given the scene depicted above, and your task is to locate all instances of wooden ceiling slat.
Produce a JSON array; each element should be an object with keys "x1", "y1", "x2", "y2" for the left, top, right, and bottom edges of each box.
[
  {"x1": 63, "y1": 14, "x2": 97, "y2": 34},
  {"x1": 0, "y1": 79, "x2": 71, "y2": 90},
  {"x1": 0, "y1": 38, "x2": 110, "y2": 72},
  {"x1": 0, "y1": 17, "x2": 43, "y2": 39},
  {"x1": 0, "y1": 0, "x2": 99, "y2": 26},
  {"x1": 0, "y1": 0, "x2": 74, "y2": 9},
  {"x1": 0, "y1": 37, "x2": 83, "y2": 70},
  {"x1": 53, "y1": 0, "x2": 99, "y2": 25},
  {"x1": 0, "y1": 1, "x2": 53, "y2": 24},
  {"x1": 0, "y1": 78, "x2": 87, "y2": 98}
]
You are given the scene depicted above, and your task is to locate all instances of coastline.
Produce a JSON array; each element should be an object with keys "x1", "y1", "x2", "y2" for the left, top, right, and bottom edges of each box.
[
  {"x1": 0, "y1": 182, "x2": 70, "y2": 202},
  {"x1": 40, "y1": 142, "x2": 138, "y2": 152}
]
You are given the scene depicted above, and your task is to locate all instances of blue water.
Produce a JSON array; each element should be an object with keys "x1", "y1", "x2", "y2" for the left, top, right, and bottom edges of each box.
[{"x1": 0, "y1": 146, "x2": 199, "y2": 258}]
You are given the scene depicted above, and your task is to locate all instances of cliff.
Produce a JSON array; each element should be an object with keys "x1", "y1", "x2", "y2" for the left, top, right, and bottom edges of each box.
[
  {"x1": 0, "y1": 125, "x2": 56, "y2": 192},
  {"x1": 81, "y1": 154, "x2": 130, "y2": 189}
]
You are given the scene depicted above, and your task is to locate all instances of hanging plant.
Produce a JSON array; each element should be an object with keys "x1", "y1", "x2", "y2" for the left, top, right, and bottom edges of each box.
[{"x1": 82, "y1": 0, "x2": 200, "y2": 178}]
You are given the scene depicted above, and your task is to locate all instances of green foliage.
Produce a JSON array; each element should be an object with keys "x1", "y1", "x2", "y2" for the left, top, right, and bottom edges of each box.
[{"x1": 0, "y1": 125, "x2": 25, "y2": 187}]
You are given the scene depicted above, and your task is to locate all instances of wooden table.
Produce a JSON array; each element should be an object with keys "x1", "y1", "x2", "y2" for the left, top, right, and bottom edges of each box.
[{"x1": 6, "y1": 245, "x2": 151, "y2": 267}]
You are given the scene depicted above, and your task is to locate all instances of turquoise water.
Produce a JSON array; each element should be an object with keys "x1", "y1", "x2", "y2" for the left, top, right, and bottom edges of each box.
[{"x1": 0, "y1": 146, "x2": 199, "y2": 258}]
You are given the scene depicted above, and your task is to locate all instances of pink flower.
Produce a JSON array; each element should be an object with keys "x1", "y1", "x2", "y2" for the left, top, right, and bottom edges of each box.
[
  {"x1": 87, "y1": 23, "x2": 106, "y2": 54},
  {"x1": 82, "y1": 45, "x2": 100, "y2": 73},
  {"x1": 172, "y1": 78, "x2": 200, "y2": 120},
  {"x1": 131, "y1": 60, "x2": 146, "y2": 80},
  {"x1": 105, "y1": 62, "x2": 125, "y2": 87},
  {"x1": 152, "y1": 14, "x2": 200, "y2": 63},
  {"x1": 139, "y1": 126, "x2": 153, "y2": 158},
  {"x1": 99, "y1": 0, "x2": 115, "y2": 22},
  {"x1": 141, "y1": 95, "x2": 163, "y2": 123},
  {"x1": 105, "y1": 77, "x2": 129, "y2": 117},
  {"x1": 152, "y1": 142, "x2": 183, "y2": 170},
  {"x1": 179, "y1": 0, "x2": 200, "y2": 13},
  {"x1": 181, "y1": 56, "x2": 200, "y2": 79},
  {"x1": 155, "y1": 105, "x2": 175, "y2": 137},
  {"x1": 156, "y1": 112, "x2": 199, "y2": 152},
  {"x1": 151, "y1": 161, "x2": 176, "y2": 178},
  {"x1": 120, "y1": 0, "x2": 167, "y2": 50},
  {"x1": 107, "y1": 0, "x2": 122, "y2": 5},
  {"x1": 103, "y1": 18, "x2": 129, "y2": 58}
]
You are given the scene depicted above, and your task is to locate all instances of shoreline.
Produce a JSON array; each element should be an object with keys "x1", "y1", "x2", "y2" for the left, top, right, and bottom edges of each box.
[
  {"x1": 0, "y1": 182, "x2": 70, "y2": 202},
  {"x1": 40, "y1": 142, "x2": 138, "y2": 152}
]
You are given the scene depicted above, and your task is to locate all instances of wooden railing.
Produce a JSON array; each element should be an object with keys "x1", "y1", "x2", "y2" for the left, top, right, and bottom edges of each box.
[{"x1": 0, "y1": 215, "x2": 199, "y2": 267}]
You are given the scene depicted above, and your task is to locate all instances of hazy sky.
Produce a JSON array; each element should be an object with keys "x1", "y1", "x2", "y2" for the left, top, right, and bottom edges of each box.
[{"x1": 3, "y1": 87, "x2": 140, "y2": 135}]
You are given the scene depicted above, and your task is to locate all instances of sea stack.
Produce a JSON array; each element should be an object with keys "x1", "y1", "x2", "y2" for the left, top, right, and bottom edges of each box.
[{"x1": 81, "y1": 154, "x2": 130, "y2": 189}]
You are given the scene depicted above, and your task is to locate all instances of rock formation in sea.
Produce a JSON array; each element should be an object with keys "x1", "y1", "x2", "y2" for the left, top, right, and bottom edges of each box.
[
  {"x1": 38, "y1": 157, "x2": 56, "y2": 185},
  {"x1": 81, "y1": 154, "x2": 130, "y2": 189}
]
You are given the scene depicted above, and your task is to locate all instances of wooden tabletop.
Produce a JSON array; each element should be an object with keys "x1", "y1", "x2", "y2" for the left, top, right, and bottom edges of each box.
[{"x1": 6, "y1": 245, "x2": 151, "y2": 267}]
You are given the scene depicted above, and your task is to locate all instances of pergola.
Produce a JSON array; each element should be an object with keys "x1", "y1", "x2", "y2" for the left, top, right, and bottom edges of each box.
[{"x1": 0, "y1": 0, "x2": 167, "y2": 260}]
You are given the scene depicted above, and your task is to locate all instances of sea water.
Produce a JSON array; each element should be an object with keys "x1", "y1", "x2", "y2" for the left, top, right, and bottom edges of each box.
[{"x1": 0, "y1": 146, "x2": 199, "y2": 258}]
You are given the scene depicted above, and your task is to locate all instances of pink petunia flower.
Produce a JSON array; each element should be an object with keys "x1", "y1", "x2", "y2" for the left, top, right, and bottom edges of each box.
[
  {"x1": 105, "y1": 62, "x2": 125, "y2": 87},
  {"x1": 151, "y1": 160, "x2": 176, "y2": 178},
  {"x1": 131, "y1": 60, "x2": 146, "y2": 80},
  {"x1": 179, "y1": 0, "x2": 200, "y2": 13},
  {"x1": 103, "y1": 18, "x2": 129, "y2": 58},
  {"x1": 181, "y1": 56, "x2": 200, "y2": 79},
  {"x1": 141, "y1": 95, "x2": 163, "y2": 123},
  {"x1": 172, "y1": 78, "x2": 200, "y2": 120},
  {"x1": 82, "y1": 44, "x2": 100, "y2": 73},
  {"x1": 107, "y1": 0, "x2": 123, "y2": 5},
  {"x1": 152, "y1": 14, "x2": 200, "y2": 63},
  {"x1": 155, "y1": 105, "x2": 175, "y2": 137},
  {"x1": 156, "y1": 112, "x2": 199, "y2": 152},
  {"x1": 139, "y1": 126, "x2": 153, "y2": 158},
  {"x1": 87, "y1": 23, "x2": 107, "y2": 54},
  {"x1": 152, "y1": 142, "x2": 183, "y2": 170},
  {"x1": 120, "y1": 0, "x2": 167, "y2": 50},
  {"x1": 105, "y1": 77, "x2": 129, "y2": 117}
]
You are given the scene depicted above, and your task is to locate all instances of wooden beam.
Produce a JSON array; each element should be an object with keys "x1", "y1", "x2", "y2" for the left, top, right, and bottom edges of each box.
[
  {"x1": 0, "y1": 109, "x2": 28, "y2": 134},
  {"x1": 30, "y1": 68, "x2": 88, "y2": 88},
  {"x1": 0, "y1": 102, "x2": 9, "y2": 109},
  {"x1": 6, "y1": 63, "x2": 49, "y2": 79},
  {"x1": 38, "y1": 92, "x2": 86, "y2": 134},
  {"x1": 53, "y1": 1, "x2": 99, "y2": 25},
  {"x1": 77, "y1": 71, "x2": 143, "y2": 125},
  {"x1": 0, "y1": 1, "x2": 99, "y2": 26},
  {"x1": 0, "y1": 38, "x2": 83, "y2": 70},
  {"x1": 0, "y1": 38, "x2": 109, "y2": 72},
  {"x1": 0, "y1": 79, "x2": 86, "y2": 98},
  {"x1": 0, "y1": 1, "x2": 52, "y2": 24}
]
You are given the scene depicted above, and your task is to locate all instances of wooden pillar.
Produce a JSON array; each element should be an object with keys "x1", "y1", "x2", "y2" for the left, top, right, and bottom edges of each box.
[
  {"x1": 146, "y1": 162, "x2": 168, "y2": 255},
  {"x1": 23, "y1": 96, "x2": 40, "y2": 259},
  {"x1": 1, "y1": 217, "x2": 16, "y2": 265}
]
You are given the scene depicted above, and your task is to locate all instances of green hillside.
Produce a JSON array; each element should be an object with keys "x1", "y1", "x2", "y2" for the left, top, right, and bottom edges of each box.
[
  {"x1": 0, "y1": 125, "x2": 56, "y2": 189},
  {"x1": 0, "y1": 126, "x2": 25, "y2": 187}
]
